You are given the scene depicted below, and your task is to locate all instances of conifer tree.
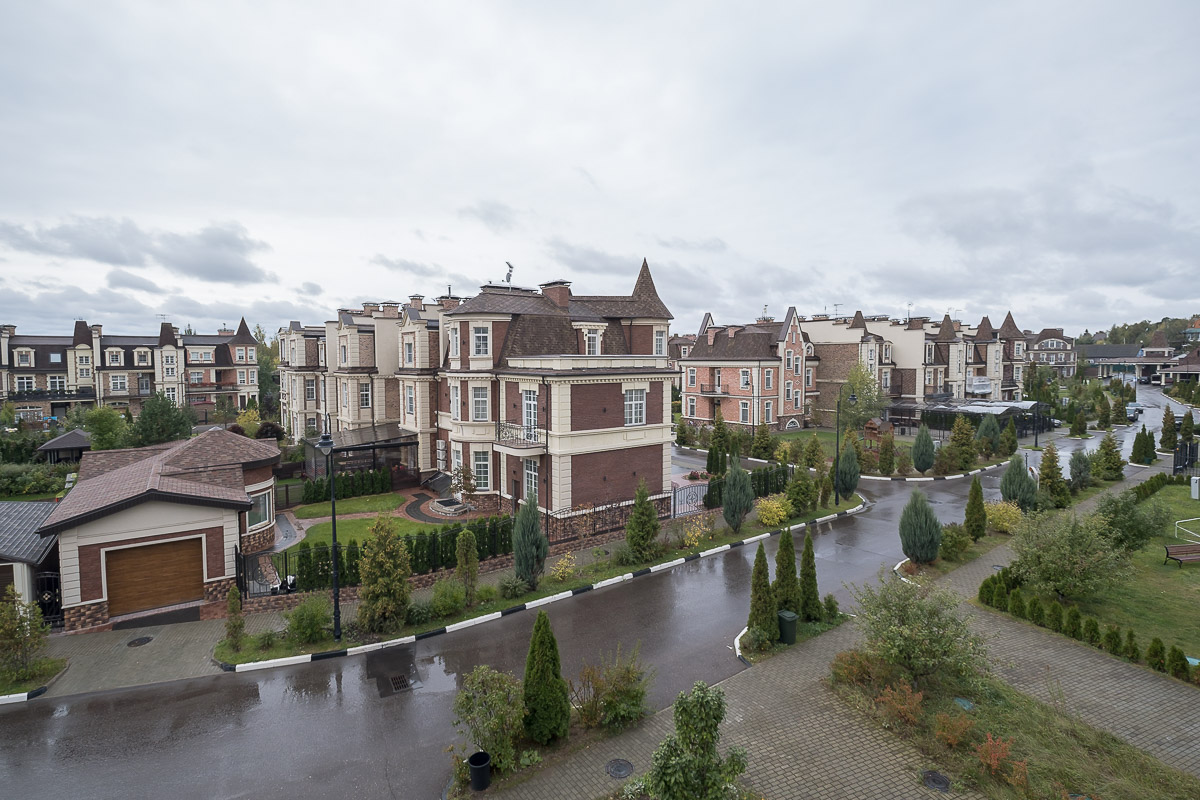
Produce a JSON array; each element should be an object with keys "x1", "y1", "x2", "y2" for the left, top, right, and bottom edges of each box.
[
  {"x1": 514, "y1": 498, "x2": 548, "y2": 590},
  {"x1": 834, "y1": 436, "x2": 860, "y2": 503},
  {"x1": 785, "y1": 469, "x2": 815, "y2": 514},
  {"x1": 1000, "y1": 455, "x2": 1036, "y2": 511},
  {"x1": 819, "y1": 474, "x2": 833, "y2": 508},
  {"x1": 912, "y1": 424, "x2": 935, "y2": 474},
  {"x1": 624, "y1": 479, "x2": 661, "y2": 561},
  {"x1": 772, "y1": 532, "x2": 800, "y2": 616},
  {"x1": 707, "y1": 407, "x2": 728, "y2": 475},
  {"x1": 1070, "y1": 413, "x2": 1088, "y2": 437},
  {"x1": 1068, "y1": 448, "x2": 1092, "y2": 490},
  {"x1": 1181, "y1": 410, "x2": 1195, "y2": 444},
  {"x1": 1111, "y1": 396, "x2": 1126, "y2": 425},
  {"x1": 1159, "y1": 405, "x2": 1177, "y2": 451},
  {"x1": 1094, "y1": 430, "x2": 1125, "y2": 480},
  {"x1": 747, "y1": 542, "x2": 778, "y2": 642},
  {"x1": 974, "y1": 413, "x2": 1001, "y2": 458},
  {"x1": 947, "y1": 414, "x2": 978, "y2": 471},
  {"x1": 964, "y1": 475, "x2": 986, "y2": 542},
  {"x1": 803, "y1": 433, "x2": 825, "y2": 470},
  {"x1": 877, "y1": 430, "x2": 895, "y2": 476},
  {"x1": 523, "y1": 610, "x2": 570, "y2": 744},
  {"x1": 722, "y1": 461, "x2": 754, "y2": 533},
  {"x1": 798, "y1": 530, "x2": 822, "y2": 622},
  {"x1": 898, "y1": 489, "x2": 942, "y2": 564},
  {"x1": 1131, "y1": 424, "x2": 1153, "y2": 465},
  {"x1": 455, "y1": 528, "x2": 479, "y2": 607},
  {"x1": 1037, "y1": 441, "x2": 1070, "y2": 508},
  {"x1": 750, "y1": 422, "x2": 774, "y2": 460},
  {"x1": 357, "y1": 515, "x2": 412, "y2": 634},
  {"x1": 1000, "y1": 417, "x2": 1019, "y2": 455},
  {"x1": 1096, "y1": 395, "x2": 1111, "y2": 429}
]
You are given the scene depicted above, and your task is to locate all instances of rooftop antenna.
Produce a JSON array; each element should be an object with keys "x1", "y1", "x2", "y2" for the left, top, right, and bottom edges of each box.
[
  {"x1": 447, "y1": 284, "x2": 452, "y2": 296},
  {"x1": 832, "y1": 302, "x2": 842, "y2": 318},
  {"x1": 762, "y1": 304, "x2": 768, "y2": 318},
  {"x1": 906, "y1": 302, "x2": 912, "y2": 322},
  {"x1": 504, "y1": 262, "x2": 514, "y2": 283}
]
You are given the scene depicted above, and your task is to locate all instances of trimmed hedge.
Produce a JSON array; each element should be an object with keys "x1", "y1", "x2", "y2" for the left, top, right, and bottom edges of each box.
[{"x1": 300, "y1": 468, "x2": 392, "y2": 504}]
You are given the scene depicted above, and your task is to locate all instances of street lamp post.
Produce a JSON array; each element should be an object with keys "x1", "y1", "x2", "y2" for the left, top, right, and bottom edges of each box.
[
  {"x1": 833, "y1": 383, "x2": 858, "y2": 504},
  {"x1": 315, "y1": 424, "x2": 341, "y2": 642}
]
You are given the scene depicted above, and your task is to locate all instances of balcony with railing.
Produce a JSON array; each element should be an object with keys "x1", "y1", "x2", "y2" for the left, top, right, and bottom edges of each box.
[
  {"x1": 494, "y1": 421, "x2": 547, "y2": 452},
  {"x1": 698, "y1": 383, "x2": 729, "y2": 396},
  {"x1": 3, "y1": 387, "x2": 96, "y2": 402}
]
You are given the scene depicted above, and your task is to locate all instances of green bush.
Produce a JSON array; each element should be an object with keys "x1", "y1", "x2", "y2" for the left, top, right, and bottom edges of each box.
[
  {"x1": 646, "y1": 681, "x2": 747, "y2": 800},
  {"x1": 1064, "y1": 607, "x2": 1082, "y2": 639},
  {"x1": 740, "y1": 626, "x2": 772, "y2": 653},
  {"x1": 476, "y1": 584, "x2": 499, "y2": 604},
  {"x1": 624, "y1": 480, "x2": 661, "y2": 562},
  {"x1": 1124, "y1": 630, "x2": 1140, "y2": 663},
  {"x1": 285, "y1": 596, "x2": 332, "y2": 645},
  {"x1": 772, "y1": 530, "x2": 800, "y2": 616},
  {"x1": 405, "y1": 600, "x2": 433, "y2": 626},
  {"x1": 723, "y1": 462, "x2": 754, "y2": 533},
  {"x1": 1007, "y1": 588, "x2": 1027, "y2": 619},
  {"x1": 255, "y1": 630, "x2": 279, "y2": 651},
  {"x1": 1083, "y1": 617, "x2": 1101, "y2": 647},
  {"x1": 500, "y1": 575, "x2": 529, "y2": 600},
  {"x1": 1167, "y1": 646, "x2": 1191, "y2": 681},
  {"x1": 523, "y1": 610, "x2": 570, "y2": 745},
  {"x1": 977, "y1": 576, "x2": 994, "y2": 604},
  {"x1": 1027, "y1": 596, "x2": 1045, "y2": 626},
  {"x1": 823, "y1": 593, "x2": 840, "y2": 621},
  {"x1": 453, "y1": 665, "x2": 525, "y2": 774},
  {"x1": 357, "y1": 515, "x2": 412, "y2": 635},
  {"x1": 430, "y1": 579, "x2": 467, "y2": 619},
  {"x1": 1146, "y1": 638, "x2": 1167, "y2": 671},
  {"x1": 1045, "y1": 601, "x2": 1063, "y2": 633},
  {"x1": 938, "y1": 522, "x2": 971, "y2": 562},
  {"x1": 611, "y1": 542, "x2": 640, "y2": 567}
]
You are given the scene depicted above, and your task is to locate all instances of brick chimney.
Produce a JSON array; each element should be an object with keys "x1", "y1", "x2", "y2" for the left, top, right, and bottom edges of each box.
[
  {"x1": 707, "y1": 327, "x2": 719, "y2": 346},
  {"x1": 539, "y1": 280, "x2": 571, "y2": 308},
  {"x1": 408, "y1": 295, "x2": 424, "y2": 310},
  {"x1": 380, "y1": 303, "x2": 400, "y2": 318},
  {"x1": 361, "y1": 302, "x2": 379, "y2": 315}
]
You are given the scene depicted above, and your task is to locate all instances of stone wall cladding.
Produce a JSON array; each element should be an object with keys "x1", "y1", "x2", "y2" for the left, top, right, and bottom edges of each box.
[
  {"x1": 357, "y1": 334, "x2": 375, "y2": 367},
  {"x1": 384, "y1": 378, "x2": 402, "y2": 419},
  {"x1": 241, "y1": 525, "x2": 276, "y2": 553},
  {"x1": 205, "y1": 577, "x2": 236, "y2": 604},
  {"x1": 63, "y1": 601, "x2": 110, "y2": 632}
]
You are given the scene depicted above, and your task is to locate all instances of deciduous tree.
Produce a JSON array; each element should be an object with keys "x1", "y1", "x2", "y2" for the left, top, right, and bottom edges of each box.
[{"x1": 646, "y1": 682, "x2": 748, "y2": 800}]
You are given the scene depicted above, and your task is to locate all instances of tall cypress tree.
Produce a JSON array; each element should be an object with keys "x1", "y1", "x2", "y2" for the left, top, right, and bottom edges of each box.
[
  {"x1": 1159, "y1": 405, "x2": 1177, "y2": 451},
  {"x1": 624, "y1": 479, "x2": 661, "y2": 561},
  {"x1": 513, "y1": 499, "x2": 548, "y2": 590},
  {"x1": 523, "y1": 610, "x2": 570, "y2": 745},
  {"x1": 912, "y1": 424, "x2": 935, "y2": 474},
  {"x1": 834, "y1": 437, "x2": 860, "y2": 502},
  {"x1": 1181, "y1": 410, "x2": 1195, "y2": 444},
  {"x1": 1000, "y1": 417, "x2": 1018, "y2": 455},
  {"x1": 964, "y1": 475, "x2": 986, "y2": 542},
  {"x1": 947, "y1": 415, "x2": 978, "y2": 471},
  {"x1": 772, "y1": 532, "x2": 800, "y2": 616},
  {"x1": 707, "y1": 407, "x2": 728, "y2": 475},
  {"x1": 798, "y1": 530, "x2": 822, "y2": 622},
  {"x1": 877, "y1": 431, "x2": 895, "y2": 476},
  {"x1": 898, "y1": 489, "x2": 942, "y2": 563},
  {"x1": 747, "y1": 542, "x2": 778, "y2": 641}
]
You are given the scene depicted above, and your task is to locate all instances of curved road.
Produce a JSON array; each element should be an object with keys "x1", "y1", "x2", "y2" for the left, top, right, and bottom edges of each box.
[{"x1": 1, "y1": 392, "x2": 1175, "y2": 799}]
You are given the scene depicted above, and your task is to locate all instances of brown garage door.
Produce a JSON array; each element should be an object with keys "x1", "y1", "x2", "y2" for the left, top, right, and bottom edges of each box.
[
  {"x1": 106, "y1": 538, "x2": 204, "y2": 616},
  {"x1": 0, "y1": 564, "x2": 13, "y2": 594}
]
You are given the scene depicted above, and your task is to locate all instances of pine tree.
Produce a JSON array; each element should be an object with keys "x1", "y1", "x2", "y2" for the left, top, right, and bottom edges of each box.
[
  {"x1": 974, "y1": 414, "x2": 1001, "y2": 458},
  {"x1": 1070, "y1": 413, "x2": 1088, "y2": 437},
  {"x1": 1181, "y1": 410, "x2": 1195, "y2": 444},
  {"x1": 1000, "y1": 455, "x2": 1036, "y2": 511},
  {"x1": 1000, "y1": 417, "x2": 1018, "y2": 455},
  {"x1": 1037, "y1": 441, "x2": 1070, "y2": 508},
  {"x1": 772, "y1": 532, "x2": 800, "y2": 616},
  {"x1": 785, "y1": 469, "x2": 815, "y2": 514},
  {"x1": 747, "y1": 542, "x2": 778, "y2": 642},
  {"x1": 707, "y1": 407, "x2": 728, "y2": 475},
  {"x1": 455, "y1": 528, "x2": 479, "y2": 607},
  {"x1": 750, "y1": 423, "x2": 774, "y2": 460},
  {"x1": 834, "y1": 437, "x2": 860, "y2": 503},
  {"x1": 723, "y1": 461, "x2": 754, "y2": 533},
  {"x1": 964, "y1": 475, "x2": 986, "y2": 542},
  {"x1": 912, "y1": 424, "x2": 935, "y2": 474},
  {"x1": 356, "y1": 515, "x2": 412, "y2": 634},
  {"x1": 1094, "y1": 430, "x2": 1125, "y2": 480},
  {"x1": 798, "y1": 530, "x2": 822, "y2": 622},
  {"x1": 803, "y1": 434, "x2": 825, "y2": 470},
  {"x1": 877, "y1": 431, "x2": 895, "y2": 476},
  {"x1": 819, "y1": 474, "x2": 833, "y2": 508},
  {"x1": 523, "y1": 610, "x2": 570, "y2": 744},
  {"x1": 1096, "y1": 395, "x2": 1111, "y2": 429},
  {"x1": 898, "y1": 489, "x2": 942, "y2": 563},
  {"x1": 1068, "y1": 448, "x2": 1092, "y2": 490},
  {"x1": 947, "y1": 415, "x2": 978, "y2": 471},
  {"x1": 624, "y1": 479, "x2": 661, "y2": 561},
  {"x1": 1159, "y1": 405, "x2": 1177, "y2": 451},
  {"x1": 514, "y1": 499, "x2": 548, "y2": 590},
  {"x1": 1112, "y1": 396, "x2": 1126, "y2": 425}
]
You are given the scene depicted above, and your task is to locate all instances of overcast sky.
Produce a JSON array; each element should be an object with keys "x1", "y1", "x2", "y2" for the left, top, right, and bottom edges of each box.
[{"x1": 1, "y1": 1, "x2": 1197, "y2": 341}]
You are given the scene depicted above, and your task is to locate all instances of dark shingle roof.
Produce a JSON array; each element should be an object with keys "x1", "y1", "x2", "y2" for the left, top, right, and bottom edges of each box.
[
  {"x1": 37, "y1": 428, "x2": 91, "y2": 452},
  {"x1": 685, "y1": 322, "x2": 784, "y2": 361},
  {"x1": 975, "y1": 316, "x2": 995, "y2": 341},
  {"x1": 0, "y1": 502, "x2": 57, "y2": 565},
  {"x1": 1077, "y1": 343, "x2": 1143, "y2": 359},
  {"x1": 997, "y1": 311, "x2": 1022, "y2": 340}
]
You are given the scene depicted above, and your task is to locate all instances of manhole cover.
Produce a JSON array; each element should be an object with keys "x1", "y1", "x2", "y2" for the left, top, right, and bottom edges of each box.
[
  {"x1": 389, "y1": 675, "x2": 411, "y2": 693},
  {"x1": 606, "y1": 759, "x2": 634, "y2": 779},
  {"x1": 922, "y1": 770, "x2": 951, "y2": 792},
  {"x1": 127, "y1": 636, "x2": 153, "y2": 648}
]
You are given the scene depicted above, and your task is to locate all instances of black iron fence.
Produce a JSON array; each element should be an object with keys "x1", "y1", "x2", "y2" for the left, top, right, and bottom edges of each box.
[
  {"x1": 670, "y1": 463, "x2": 792, "y2": 518},
  {"x1": 1174, "y1": 442, "x2": 1199, "y2": 477}
]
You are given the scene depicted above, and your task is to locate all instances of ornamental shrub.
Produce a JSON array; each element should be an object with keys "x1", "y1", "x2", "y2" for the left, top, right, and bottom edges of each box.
[
  {"x1": 1093, "y1": 430, "x2": 1125, "y2": 480},
  {"x1": 834, "y1": 439, "x2": 860, "y2": 501},
  {"x1": 823, "y1": 593, "x2": 840, "y2": 621},
  {"x1": 819, "y1": 474, "x2": 833, "y2": 508},
  {"x1": 947, "y1": 414, "x2": 978, "y2": 471},
  {"x1": 0, "y1": 585, "x2": 49, "y2": 679},
  {"x1": 799, "y1": 531, "x2": 823, "y2": 622},
  {"x1": 405, "y1": 600, "x2": 432, "y2": 626},
  {"x1": 983, "y1": 501, "x2": 1022, "y2": 534},
  {"x1": 224, "y1": 586, "x2": 245, "y2": 652},
  {"x1": 898, "y1": 489, "x2": 942, "y2": 564},
  {"x1": 1068, "y1": 449, "x2": 1092, "y2": 491},
  {"x1": 625, "y1": 479, "x2": 662, "y2": 561},
  {"x1": 1146, "y1": 638, "x2": 1167, "y2": 671},
  {"x1": 1083, "y1": 617, "x2": 1101, "y2": 647},
  {"x1": 1027, "y1": 595, "x2": 1045, "y2": 626},
  {"x1": 646, "y1": 681, "x2": 748, "y2": 800},
  {"x1": 1000, "y1": 418, "x2": 1018, "y2": 456},
  {"x1": 747, "y1": 543, "x2": 778, "y2": 642},
  {"x1": 1064, "y1": 607, "x2": 1082, "y2": 639},
  {"x1": 514, "y1": 500, "x2": 548, "y2": 590},
  {"x1": 357, "y1": 515, "x2": 412, "y2": 634},
  {"x1": 1037, "y1": 441, "x2": 1070, "y2": 508},
  {"x1": 878, "y1": 431, "x2": 895, "y2": 476},
  {"x1": 1007, "y1": 588, "x2": 1026, "y2": 619},
  {"x1": 912, "y1": 425, "x2": 935, "y2": 474},
  {"x1": 786, "y1": 470, "x2": 816, "y2": 515},
  {"x1": 1159, "y1": 406, "x2": 1177, "y2": 451},
  {"x1": 755, "y1": 494, "x2": 793, "y2": 528},
  {"x1": 285, "y1": 596, "x2": 331, "y2": 645},
  {"x1": 1000, "y1": 456, "x2": 1036, "y2": 511},
  {"x1": 500, "y1": 575, "x2": 529, "y2": 600},
  {"x1": 974, "y1": 413, "x2": 1001, "y2": 458},
  {"x1": 965, "y1": 476, "x2": 986, "y2": 542},
  {"x1": 454, "y1": 665, "x2": 525, "y2": 774},
  {"x1": 1045, "y1": 600, "x2": 1063, "y2": 633},
  {"x1": 430, "y1": 579, "x2": 466, "y2": 619},
  {"x1": 895, "y1": 447, "x2": 913, "y2": 476},
  {"x1": 455, "y1": 529, "x2": 479, "y2": 607},
  {"x1": 523, "y1": 610, "x2": 570, "y2": 745},
  {"x1": 772, "y1": 531, "x2": 800, "y2": 616},
  {"x1": 1101, "y1": 625, "x2": 1123, "y2": 655},
  {"x1": 722, "y1": 462, "x2": 754, "y2": 533},
  {"x1": 939, "y1": 522, "x2": 970, "y2": 562},
  {"x1": 1167, "y1": 646, "x2": 1191, "y2": 681},
  {"x1": 977, "y1": 576, "x2": 995, "y2": 604},
  {"x1": 991, "y1": 582, "x2": 1009, "y2": 612},
  {"x1": 1124, "y1": 630, "x2": 1140, "y2": 663}
]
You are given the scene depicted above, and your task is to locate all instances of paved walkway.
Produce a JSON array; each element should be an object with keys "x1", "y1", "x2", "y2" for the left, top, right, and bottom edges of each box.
[{"x1": 493, "y1": 461, "x2": 1200, "y2": 799}]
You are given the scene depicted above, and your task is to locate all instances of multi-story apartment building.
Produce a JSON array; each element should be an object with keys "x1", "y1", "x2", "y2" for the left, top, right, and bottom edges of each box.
[
  {"x1": 0, "y1": 319, "x2": 260, "y2": 423},
  {"x1": 666, "y1": 333, "x2": 696, "y2": 390},
  {"x1": 277, "y1": 322, "x2": 327, "y2": 439},
  {"x1": 1025, "y1": 327, "x2": 1077, "y2": 380},
  {"x1": 681, "y1": 308, "x2": 813, "y2": 432}
]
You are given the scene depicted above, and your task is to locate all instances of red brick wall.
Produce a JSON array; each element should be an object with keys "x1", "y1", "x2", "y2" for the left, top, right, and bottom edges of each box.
[
  {"x1": 648, "y1": 382, "x2": 663, "y2": 424},
  {"x1": 491, "y1": 321, "x2": 509, "y2": 367},
  {"x1": 571, "y1": 444, "x2": 663, "y2": 506},
  {"x1": 77, "y1": 526, "x2": 227, "y2": 602},
  {"x1": 571, "y1": 383, "x2": 623, "y2": 431},
  {"x1": 629, "y1": 324, "x2": 653, "y2": 354}
]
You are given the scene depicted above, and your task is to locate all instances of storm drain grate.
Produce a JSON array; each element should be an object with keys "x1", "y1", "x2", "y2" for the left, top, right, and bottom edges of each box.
[
  {"x1": 922, "y1": 770, "x2": 951, "y2": 792},
  {"x1": 389, "y1": 675, "x2": 411, "y2": 693},
  {"x1": 127, "y1": 636, "x2": 153, "y2": 648},
  {"x1": 606, "y1": 759, "x2": 633, "y2": 779}
]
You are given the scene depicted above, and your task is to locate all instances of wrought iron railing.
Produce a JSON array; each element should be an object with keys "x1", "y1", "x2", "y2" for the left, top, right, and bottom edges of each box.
[{"x1": 495, "y1": 421, "x2": 544, "y2": 444}]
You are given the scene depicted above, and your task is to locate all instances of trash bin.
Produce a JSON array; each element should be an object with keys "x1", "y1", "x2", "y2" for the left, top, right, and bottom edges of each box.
[
  {"x1": 468, "y1": 751, "x2": 492, "y2": 791},
  {"x1": 777, "y1": 610, "x2": 798, "y2": 645}
]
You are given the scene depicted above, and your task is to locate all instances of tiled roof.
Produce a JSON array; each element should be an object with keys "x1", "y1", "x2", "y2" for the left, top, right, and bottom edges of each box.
[
  {"x1": 41, "y1": 430, "x2": 279, "y2": 535},
  {"x1": 37, "y1": 428, "x2": 91, "y2": 452},
  {"x1": 934, "y1": 314, "x2": 959, "y2": 342},
  {"x1": 685, "y1": 323, "x2": 784, "y2": 361},
  {"x1": 975, "y1": 316, "x2": 995, "y2": 341},
  {"x1": 997, "y1": 311, "x2": 1022, "y2": 340},
  {"x1": 0, "y1": 501, "x2": 57, "y2": 565}
]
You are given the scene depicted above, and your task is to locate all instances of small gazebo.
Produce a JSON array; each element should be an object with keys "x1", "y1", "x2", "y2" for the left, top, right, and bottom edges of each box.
[{"x1": 36, "y1": 428, "x2": 91, "y2": 464}]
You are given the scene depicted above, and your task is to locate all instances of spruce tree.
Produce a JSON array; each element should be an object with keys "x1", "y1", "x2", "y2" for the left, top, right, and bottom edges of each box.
[
  {"x1": 1131, "y1": 425, "x2": 1152, "y2": 465},
  {"x1": 1181, "y1": 410, "x2": 1195, "y2": 444},
  {"x1": 974, "y1": 413, "x2": 1001, "y2": 458},
  {"x1": 357, "y1": 515, "x2": 412, "y2": 634},
  {"x1": 1112, "y1": 396, "x2": 1126, "y2": 425},
  {"x1": 819, "y1": 474, "x2": 833, "y2": 508},
  {"x1": 1070, "y1": 412, "x2": 1088, "y2": 437},
  {"x1": 947, "y1": 414, "x2": 978, "y2": 471},
  {"x1": 798, "y1": 530, "x2": 822, "y2": 622},
  {"x1": 750, "y1": 423, "x2": 774, "y2": 460},
  {"x1": 1159, "y1": 405, "x2": 1177, "y2": 451},
  {"x1": 514, "y1": 499, "x2": 548, "y2": 590},
  {"x1": 1094, "y1": 430, "x2": 1125, "y2": 480},
  {"x1": 877, "y1": 431, "x2": 895, "y2": 476},
  {"x1": 1096, "y1": 395, "x2": 1111, "y2": 429},
  {"x1": 785, "y1": 469, "x2": 815, "y2": 514},
  {"x1": 722, "y1": 461, "x2": 754, "y2": 533},
  {"x1": 834, "y1": 437, "x2": 860, "y2": 502},
  {"x1": 898, "y1": 489, "x2": 942, "y2": 563},
  {"x1": 1000, "y1": 455, "x2": 1036, "y2": 511},
  {"x1": 1000, "y1": 417, "x2": 1019, "y2": 455},
  {"x1": 772, "y1": 532, "x2": 800, "y2": 616},
  {"x1": 523, "y1": 610, "x2": 570, "y2": 744},
  {"x1": 964, "y1": 475, "x2": 986, "y2": 542},
  {"x1": 747, "y1": 542, "x2": 778, "y2": 642},
  {"x1": 1068, "y1": 448, "x2": 1091, "y2": 491},
  {"x1": 912, "y1": 424, "x2": 935, "y2": 474},
  {"x1": 455, "y1": 528, "x2": 479, "y2": 607},
  {"x1": 707, "y1": 407, "x2": 728, "y2": 475},
  {"x1": 1037, "y1": 441, "x2": 1070, "y2": 508},
  {"x1": 625, "y1": 479, "x2": 661, "y2": 561},
  {"x1": 803, "y1": 433, "x2": 825, "y2": 470}
]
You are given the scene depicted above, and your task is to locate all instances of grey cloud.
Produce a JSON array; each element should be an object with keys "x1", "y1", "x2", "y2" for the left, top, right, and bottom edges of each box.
[
  {"x1": 371, "y1": 254, "x2": 440, "y2": 277},
  {"x1": 0, "y1": 217, "x2": 273, "y2": 285},
  {"x1": 300, "y1": 282, "x2": 322, "y2": 295},
  {"x1": 458, "y1": 201, "x2": 519, "y2": 234},
  {"x1": 107, "y1": 268, "x2": 164, "y2": 294},
  {"x1": 545, "y1": 237, "x2": 639, "y2": 276},
  {"x1": 656, "y1": 236, "x2": 728, "y2": 253}
]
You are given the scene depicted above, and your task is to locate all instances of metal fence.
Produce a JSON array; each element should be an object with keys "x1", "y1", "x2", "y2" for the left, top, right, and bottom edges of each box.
[{"x1": 1174, "y1": 442, "x2": 1199, "y2": 477}]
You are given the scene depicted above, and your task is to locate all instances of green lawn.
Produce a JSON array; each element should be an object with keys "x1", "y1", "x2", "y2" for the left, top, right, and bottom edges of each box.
[
  {"x1": 0, "y1": 657, "x2": 66, "y2": 695},
  {"x1": 215, "y1": 634, "x2": 362, "y2": 666},
  {"x1": 293, "y1": 512, "x2": 439, "y2": 549},
  {"x1": 1068, "y1": 485, "x2": 1200, "y2": 654},
  {"x1": 292, "y1": 492, "x2": 407, "y2": 520}
]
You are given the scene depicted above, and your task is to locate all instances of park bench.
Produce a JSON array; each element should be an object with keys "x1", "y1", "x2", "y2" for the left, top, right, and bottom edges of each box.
[{"x1": 1164, "y1": 543, "x2": 1200, "y2": 567}]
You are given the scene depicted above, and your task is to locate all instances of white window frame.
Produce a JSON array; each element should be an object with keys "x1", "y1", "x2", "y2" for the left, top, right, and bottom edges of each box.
[
  {"x1": 472, "y1": 387, "x2": 488, "y2": 422},
  {"x1": 48, "y1": 375, "x2": 66, "y2": 391},
  {"x1": 740, "y1": 369, "x2": 751, "y2": 389},
  {"x1": 305, "y1": 378, "x2": 316, "y2": 401},
  {"x1": 107, "y1": 351, "x2": 122, "y2": 366},
  {"x1": 624, "y1": 388, "x2": 646, "y2": 426},
  {"x1": 804, "y1": 368, "x2": 813, "y2": 388},
  {"x1": 449, "y1": 327, "x2": 459, "y2": 357},
  {"x1": 785, "y1": 381, "x2": 792, "y2": 401},
  {"x1": 404, "y1": 341, "x2": 414, "y2": 365},
  {"x1": 238, "y1": 370, "x2": 247, "y2": 385},
  {"x1": 474, "y1": 450, "x2": 490, "y2": 491},
  {"x1": 406, "y1": 385, "x2": 415, "y2": 415},
  {"x1": 247, "y1": 346, "x2": 256, "y2": 363},
  {"x1": 16, "y1": 351, "x2": 31, "y2": 367},
  {"x1": 189, "y1": 371, "x2": 203, "y2": 385},
  {"x1": 739, "y1": 400, "x2": 750, "y2": 424},
  {"x1": 359, "y1": 382, "x2": 372, "y2": 409},
  {"x1": 524, "y1": 458, "x2": 539, "y2": 504},
  {"x1": 450, "y1": 384, "x2": 460, "y2": 421},
  {"x1": 340, "y1": 344, "x2": 347, "y2": 364},
  {"x1": 785, "y1": 350, "x2": 793, "y2": 371},
  {"x1": 79, "y1": 367, "x2": 92, "y2": 378},
  {"x1": 687, "y1": 397, "x2": 696, "y2": 417},
  {"x1": 15, "y1": 376, "x2": 34, "y2": 392},
  {"x1": 248, "y1": 490, "x2": 273, "y2": 530},
  {"x1": 764, "y1": 369, "x2": 773, "y2": 390},
  {"x1": 164, "y1": 367, "x2": 176, "y2": 378},
  {"x1": 687, "y1": 367, "x2": 696, "y2": 387},
  {"x1": 585, "y1": 328, "x2": 600, "y2": 356},
  {"x1": 77, "y1": 355, "x2": 91, "y2": 366},
  {"x1": 473, "y1": 326, "x2": 489, "y2": 356},
  {"x1": 164, "y1": 386, "x2": 177, "y2": 403},
  {"x1": 765, "y1": 400, "x2": 773, "y2": 423},
  {"x1": 236, "y1": 347, "x2": 246, "y2": 361},
  {"x1": 654, "y1": 330, "x2": 666, "y2": 356},
  {"x1": 342, "y1": 382, "x2": 349, "y2": 408},
  {"x1": 49, "y1": 352, "x2": 62, "y2": 364},
  {"x1": 164, "y1": 354, "x2": 176, "y2": 366}
]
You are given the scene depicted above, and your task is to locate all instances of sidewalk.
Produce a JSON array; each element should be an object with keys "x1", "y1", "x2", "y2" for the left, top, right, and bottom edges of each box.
[{"x1": 492, "y1": 461, "x2": 1200, "y2": 798}]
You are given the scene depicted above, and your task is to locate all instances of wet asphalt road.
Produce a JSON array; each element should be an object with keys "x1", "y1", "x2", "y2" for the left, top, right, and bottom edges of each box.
[{"x1": 1, "y1": 388, "x2": 1174, "y2": 799}]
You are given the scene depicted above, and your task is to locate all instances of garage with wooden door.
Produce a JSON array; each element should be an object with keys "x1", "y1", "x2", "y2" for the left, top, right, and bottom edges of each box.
[{"x1": 105, "y1": 538, "x2": 205, "y2": 616}]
